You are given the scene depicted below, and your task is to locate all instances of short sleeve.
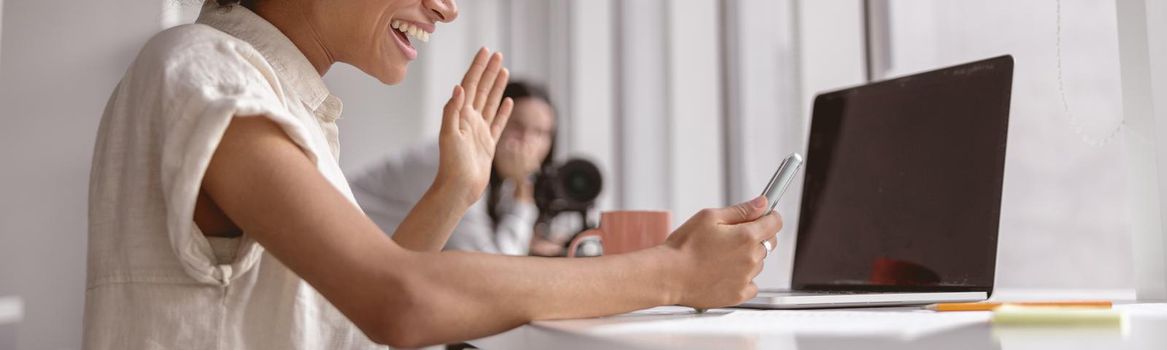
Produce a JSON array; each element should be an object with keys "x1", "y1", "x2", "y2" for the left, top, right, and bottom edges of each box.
[{"x1": 144, "y1": 29, "x2": 320, "y2": 285}]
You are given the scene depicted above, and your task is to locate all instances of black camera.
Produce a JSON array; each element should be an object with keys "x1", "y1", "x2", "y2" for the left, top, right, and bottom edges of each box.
[
  {"x1": 533, "y1": 158, "x2": 603, "y2": 222},
  {"x1": 533, "y1": 158, "x2": 603, "y2": 256}
]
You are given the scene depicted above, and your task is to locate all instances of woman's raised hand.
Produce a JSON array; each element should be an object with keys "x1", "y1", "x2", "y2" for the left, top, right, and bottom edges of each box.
[
  {"x1": 435, "y1": 48, "x2": 514, "y2": 206},
  {"x1": 662, "y1": 196, "x2": 783, "y2": 309}
]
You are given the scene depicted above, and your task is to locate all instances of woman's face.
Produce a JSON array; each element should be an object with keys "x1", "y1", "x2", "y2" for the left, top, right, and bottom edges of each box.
[
  {"x1": 317, "y1": 0, "x2": 458, "y2": 84},
  {"x1": 500, "y1": 98, "x2": 556, "y2": 161}
]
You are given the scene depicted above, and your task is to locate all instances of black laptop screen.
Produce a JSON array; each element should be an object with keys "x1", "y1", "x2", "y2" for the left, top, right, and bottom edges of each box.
[{"x1": 791, "y1": 56, "x2": 1012, "y2": 292}]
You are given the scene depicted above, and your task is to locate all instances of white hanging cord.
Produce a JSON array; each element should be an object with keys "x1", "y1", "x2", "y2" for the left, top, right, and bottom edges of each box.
[{"x1": 1055, "y1": 0, "x2": 1125, "y2": 147}]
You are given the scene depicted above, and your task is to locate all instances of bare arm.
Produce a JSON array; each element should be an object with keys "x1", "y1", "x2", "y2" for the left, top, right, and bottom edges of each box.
[
  {"x1": 389, "y1": 181, "x2": 472, "y2": 251},
  {"x1": 202, "y1": 115, "x2": 781, "y2": 347}
]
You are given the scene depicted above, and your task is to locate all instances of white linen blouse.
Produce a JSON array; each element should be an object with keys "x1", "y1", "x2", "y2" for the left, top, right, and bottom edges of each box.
[{"x1": 84, "y1": 3, "x2": 384, "y2": 349}]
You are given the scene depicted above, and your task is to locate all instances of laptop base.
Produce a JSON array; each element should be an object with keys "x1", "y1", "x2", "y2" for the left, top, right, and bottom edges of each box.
[{"x1": 737, "y1": 290, "x2": 988, "y2": 310}]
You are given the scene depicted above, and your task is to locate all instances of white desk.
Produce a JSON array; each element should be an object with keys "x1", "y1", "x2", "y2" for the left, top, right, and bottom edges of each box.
[{"x1": 468, "y1": 290, "x2": 1167, "y2": 350}]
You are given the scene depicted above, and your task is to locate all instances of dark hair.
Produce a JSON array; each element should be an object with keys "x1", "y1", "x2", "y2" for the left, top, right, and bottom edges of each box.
[{"x1": 486, "y1": 81, "x2": 558, "y2": 228}]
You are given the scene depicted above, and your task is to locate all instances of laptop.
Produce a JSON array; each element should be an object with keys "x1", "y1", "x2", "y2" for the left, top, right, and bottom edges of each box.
[{"x1": 741, "y1": 55, "x2": 1014, "y2": 309}]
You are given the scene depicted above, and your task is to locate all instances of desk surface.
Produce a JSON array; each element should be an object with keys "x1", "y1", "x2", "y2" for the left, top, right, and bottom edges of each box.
[{"x1": 468, "y1": 290, "x2": 1167, "y2": 350}]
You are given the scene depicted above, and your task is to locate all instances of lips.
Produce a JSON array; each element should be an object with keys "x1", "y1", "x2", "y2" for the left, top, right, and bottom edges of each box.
[
  {"x1": 388, "y1": 19, "x2": 431, "y2": 61},
  {"x1": 389, "y1": 24, "x2": 417, "y2": 60}
]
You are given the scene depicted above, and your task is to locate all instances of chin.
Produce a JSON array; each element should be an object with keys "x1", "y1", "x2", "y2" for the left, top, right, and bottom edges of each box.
[
  {"x1": 372, "y1": 66, "x2": 408, "y2": 85},
  {"x1": 355, "y1": 58, "x2": 408, "y2": 85}
]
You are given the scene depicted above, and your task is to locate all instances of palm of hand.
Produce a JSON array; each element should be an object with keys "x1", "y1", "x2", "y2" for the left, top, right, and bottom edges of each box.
[
  {"x1": 439, "y1": 103, "x2": 501, "y2": 197},
  {"x1": 435, "y1": 48, "x2": 514, "y2": 206}
]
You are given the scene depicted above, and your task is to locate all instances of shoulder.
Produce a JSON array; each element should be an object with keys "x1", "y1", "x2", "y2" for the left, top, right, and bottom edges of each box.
[
  {"x1": 400, "y1": 141, "x2": 442, "y2": 169},
  {"x1": 128, "y1": 24, "x2": 278, "y2": 99},
  {"x1": 140, "y1": 23, "x2": 262, "y2": 68}
]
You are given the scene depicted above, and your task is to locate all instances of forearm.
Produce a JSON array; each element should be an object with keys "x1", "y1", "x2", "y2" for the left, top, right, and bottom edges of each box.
[
  {"x1": 392, "y1": 182, "x2": 471, "y2": 251},
  {"x1": 397, "y1": 246, "x2": 682, "y2": 345}
]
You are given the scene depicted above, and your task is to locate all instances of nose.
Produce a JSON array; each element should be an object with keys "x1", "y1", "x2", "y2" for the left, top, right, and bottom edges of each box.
[{"x1": 425, "y1": 0, "x2": 459, "y2": 23}]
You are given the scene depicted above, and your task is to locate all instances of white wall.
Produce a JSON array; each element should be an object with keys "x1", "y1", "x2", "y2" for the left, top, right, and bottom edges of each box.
[
  {"x1": 796, "y1": 0, "x2": 868, "y2": 119},
  {"x1": 609, "y1": 0, "x2": 725, "y2": 220},
  {"x1": 616, "y1": 0, "x2": 671, "y2": 212},
  {"x1": 563, "y1": 0, "x2": 617, "y2": 212},
  {"x1": 880, "y1": 0, "x2": 1132, "y2": 289},
  {"x1": 665, "y1": 0, "x2": 726, "y2": 221},
  {"x1": 0, "y1": 2, "x2": 164, "y2": 350}
]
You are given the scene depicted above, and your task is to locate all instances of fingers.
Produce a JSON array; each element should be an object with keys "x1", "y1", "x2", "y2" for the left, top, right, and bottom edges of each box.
[
  {"x1": 458, "y1": 48, "x2": 510, "y2": 129},
  {"x1": 746, "y1": 232, "x2": 776, "y2": 263},
  {"x1": 710, "y1": 196, "x2": 768, "y2": 225},
  {"x1": 741, "y1": 211, "x2": 783, "y2": 242},
  {"x1": 442, "y1": 85, "x2": 466, "y2": 132},
  {"x1": 751, "y1": 252, "x2": 766, "y2": 277},
  {"x1": 482, "y1": 67, "x2": 510, "y2": 124},
  {"x1": 475, "y1": 53, "x2": 505, "y2": 111},
  {"x1": 491, "y1": 97, "x2": 514, "y2": 140},
  {"x1": 741, "y1": 282, "x2": 759, "y2": 304},
  {"x1": 460, "y1": 48, "x2": 491, "y2": 106}
]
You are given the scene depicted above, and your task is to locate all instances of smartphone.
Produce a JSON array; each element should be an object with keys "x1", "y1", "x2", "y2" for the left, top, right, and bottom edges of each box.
[{"x1": 760, "y1": 153, "x2": 804, "y2": 214}]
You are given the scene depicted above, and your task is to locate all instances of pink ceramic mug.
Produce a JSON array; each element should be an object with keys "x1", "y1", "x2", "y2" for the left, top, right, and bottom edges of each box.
[{"x1": 567, "y1": 211, "x2": 671, "y2": 257}]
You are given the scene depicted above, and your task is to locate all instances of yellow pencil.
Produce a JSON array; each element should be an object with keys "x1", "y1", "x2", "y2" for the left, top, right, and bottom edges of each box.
[{"x1": 925, "y1": 300, "x2": 1112, "y2": 312}]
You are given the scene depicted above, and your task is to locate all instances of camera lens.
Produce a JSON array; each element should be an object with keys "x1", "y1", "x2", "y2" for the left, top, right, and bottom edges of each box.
[
  {"x1": 558, "y1": 159, "x2": 602, "y2": 203},
  {"x1": 534, "y1": 158, "x2": 603, "y2": 215}
]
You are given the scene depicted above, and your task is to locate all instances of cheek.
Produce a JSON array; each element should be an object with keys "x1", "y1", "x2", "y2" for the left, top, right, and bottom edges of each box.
[{"x1": 536, "y1": 138, "x2": 553, "y2": 157}]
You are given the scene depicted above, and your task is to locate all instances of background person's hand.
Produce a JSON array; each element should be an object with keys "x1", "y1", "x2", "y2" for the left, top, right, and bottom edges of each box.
[
  {"x1": 663, "y1": 196, "x2": 782, "y2": 309},
  {"x1": 494, "y1": 138, "x2": 544, "y2": 181},
  {"x1": 435, "y1": 48, "x2": 514, "y2": 207}
]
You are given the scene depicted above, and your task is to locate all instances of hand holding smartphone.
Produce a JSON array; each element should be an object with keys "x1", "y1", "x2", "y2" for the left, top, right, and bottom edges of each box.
[{"x1": 695, "y1": 153, "x2": 803, "y2": 313}]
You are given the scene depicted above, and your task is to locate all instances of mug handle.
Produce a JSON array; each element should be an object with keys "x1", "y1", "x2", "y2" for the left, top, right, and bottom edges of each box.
[{"x1": 567, "y1": 229, "x2": 603, "y2": 258}]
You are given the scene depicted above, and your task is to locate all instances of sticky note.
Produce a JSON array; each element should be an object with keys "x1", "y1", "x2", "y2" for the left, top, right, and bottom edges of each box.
[{"x1": 991, "y1": 305, "x2": 1123, "y2": 327}]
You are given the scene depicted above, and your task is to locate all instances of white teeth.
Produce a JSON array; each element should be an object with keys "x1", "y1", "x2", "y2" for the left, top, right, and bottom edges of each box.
[{"x1": 392, "y1": 20, "x2": 430, "y2": 43}]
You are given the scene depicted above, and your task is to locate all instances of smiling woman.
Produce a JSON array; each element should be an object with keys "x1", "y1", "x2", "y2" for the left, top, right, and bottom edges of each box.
[{"x1": 82, "y1": 0, "x2": 783, "y2": 349}]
